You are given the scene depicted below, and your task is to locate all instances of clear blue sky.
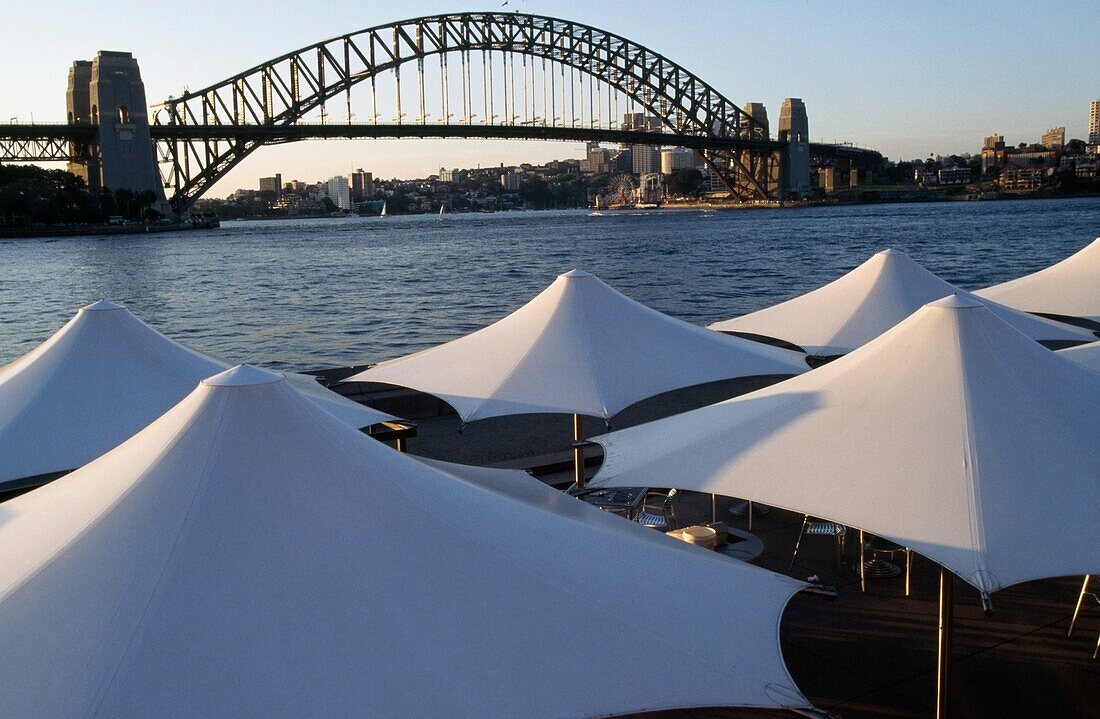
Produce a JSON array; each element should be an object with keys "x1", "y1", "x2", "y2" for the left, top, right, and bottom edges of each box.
[{"x1": 2, "y1": 1, "x2": 1096, "y2": 196}]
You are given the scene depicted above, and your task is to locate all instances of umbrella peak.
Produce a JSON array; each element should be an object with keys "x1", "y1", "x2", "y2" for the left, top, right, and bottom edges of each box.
[
  {"x1": 81, "y1": 300, "x2": 126, "y2": 312},
  {"x1": 559, "y1": 268, "x2": 593, "y2": 279},
  {"x1": 201, "y1": 364, "x2": 285, "y2": 388},
  {"x1": 926, "y1": 294, "x2": 984, "y2": 310}
]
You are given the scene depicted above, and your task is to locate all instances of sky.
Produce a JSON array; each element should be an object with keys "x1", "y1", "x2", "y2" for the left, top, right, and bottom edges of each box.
[{"x1": 2, "y1": 1, "x2": 1096, "y2": 197}]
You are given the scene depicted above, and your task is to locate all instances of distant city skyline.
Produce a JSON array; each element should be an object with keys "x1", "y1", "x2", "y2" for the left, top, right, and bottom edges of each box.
[{"x1": 2, "y1": 0, "x2": 1096, "y2": 197}]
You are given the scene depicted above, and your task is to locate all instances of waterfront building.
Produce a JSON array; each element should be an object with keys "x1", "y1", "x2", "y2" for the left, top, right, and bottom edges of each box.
[
  {"x1": 1041, "y1": 127, "x2": 1065, "y2": 150},
  {"x1": 437, "y1": 167, "x2": 459, "y2": 183},
  {"x1": 938, "y1": 167, "x2": 973, "y2": 185},
  {"x1": 1090, "y1": 99, "x2": 1099, "y2": 145},
  {"x1": 348, "y1": 169, "x2": 373, "y2": 201},
  {"x1": 1000, "y1": 167, "x2": 1050, "y2": 191},
  {"x1": 259, "y1": 174, "x2": 282, "y2": 195},
  {"x1": 661, "y1": 147, "x2": 697, "y2": 174},
  {"x1": 325, "y1": 176, "x2": 351, "y2": 210}
]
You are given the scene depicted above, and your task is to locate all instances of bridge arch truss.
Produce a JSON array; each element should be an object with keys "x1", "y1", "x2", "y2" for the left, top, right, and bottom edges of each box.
[{"x1": 154, "y1": 13, "x2": 785, "y2": 211}]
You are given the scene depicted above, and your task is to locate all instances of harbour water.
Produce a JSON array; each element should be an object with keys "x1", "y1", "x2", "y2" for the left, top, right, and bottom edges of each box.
[{"x1": 0, "y1": 197, "x2": 1097, "y2": 370}]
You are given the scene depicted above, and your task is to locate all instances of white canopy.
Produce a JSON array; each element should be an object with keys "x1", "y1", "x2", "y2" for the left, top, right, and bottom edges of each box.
[
  {"x1": 976, "y1": 237, "x2": 1100, "y2": 322},
  {"x1": 347, "y1": 269, "x2": 807, "y2": 422},
  {"x1": 594, "y1": 295, "x2": 1100, "y2": 594},
  {"x1": 0, "y1": 365, "x2": 809, "y2": 718},
  {"x1": 0, "y1": 301, "x2": 395, "y2": 487},
  {"x1": 1058, "y1": 340, "x2": 1100, "y2": 372},
  {"x1": 707, "y1": 249, "x2": 1093, "y2": 355}
]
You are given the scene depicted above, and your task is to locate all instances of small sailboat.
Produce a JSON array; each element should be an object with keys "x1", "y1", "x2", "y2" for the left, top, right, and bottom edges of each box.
[
  {"x1": 439, "y1": 204, "x2": 445, "y2": 221},
  {"x1": 380, "y1": 201, "x2": 388, "y2": 218},
  {"x1": 588, "y1": 195, "x2": 604, "y2": 217}
]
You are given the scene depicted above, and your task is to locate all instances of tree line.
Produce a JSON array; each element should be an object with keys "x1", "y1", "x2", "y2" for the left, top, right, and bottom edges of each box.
[{"x1": 0, "y1": 164, "x2": 161, "y2": 226}]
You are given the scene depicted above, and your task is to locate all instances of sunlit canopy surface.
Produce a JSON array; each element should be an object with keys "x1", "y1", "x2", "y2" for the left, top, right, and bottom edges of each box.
[
  {"x1": 347, "y1": 269, "x2": 808, "y2": 422},
  {"x1": 596, "y1": 295, "x2": 1100, "y2": 593},
  {"x1": 708, "y1": 249, "x2": 1093, "y2": 355},
  {"x1": 976, "y1": 237, "x2": 1100, "y2": 322},
  {"x1": 0, "y1": 365, "x2": 808, "y2": 718},
  {"x1": 0, "y1": 301, "x2": 394, "y2": 486},
  {"x1": 1057, "y1": 339, "x2": 1100, "y2": 372}
]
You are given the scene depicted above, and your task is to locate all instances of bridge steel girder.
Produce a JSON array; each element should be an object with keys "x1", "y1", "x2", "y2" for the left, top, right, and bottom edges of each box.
[
  {"x1": 153, "y1": 12, "x2": 779, "y2": 212},
  {"x1": 0, "y1": 123, "x2": 96, "y2": 163}
]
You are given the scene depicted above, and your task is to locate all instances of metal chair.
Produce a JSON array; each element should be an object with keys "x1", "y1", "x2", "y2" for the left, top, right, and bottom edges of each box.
[
  {"x1": 634, "y1": 488, "x2": 679, "y2": 531},
  {"x1": 856, "y1": 530, "x2": 912, "y2": 595},
  {"x1": 1067, "y1": 575, "x2": 1100, "y2": 659},
  {"x1": 790, "y1": 515, "x2": 846, "y2": 573}
]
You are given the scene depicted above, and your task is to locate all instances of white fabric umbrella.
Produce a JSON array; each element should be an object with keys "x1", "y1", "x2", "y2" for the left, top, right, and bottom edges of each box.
[
  {"x1": 0, "y1": 365, "x2": 809, "y2": 718},
  {"x1": 346, "y1": 269, "x2": 807, "y2": 423},
  {"x1": 976, "y1": 237, "x2": 1100, "y2": 322},
  {"x1": 0, "y1": 301, "x2": 396, "y2": 487},
  {"x1": 1057, "y1": 339, "x2": 1100, "y2": 372},
  {"x1": 708, "y1": 249, "x2": 1094, "y2": 355},
  {"x1": 595, "y1": 294, "x2": 1100, "y2": 594}
]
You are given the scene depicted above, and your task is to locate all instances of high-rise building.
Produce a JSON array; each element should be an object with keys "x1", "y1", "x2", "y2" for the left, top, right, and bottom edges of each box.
[
  {"x1": 660, "y1": 147, "x2": 697, "y2": 174},
  {"x1": 259, "y1": 174, "x2": 282, "y2": 194},
  {"x1": 580, "y1": 142, "x2": 611, "y2": 174},
  {"x1": 348, "y1": 169, "x2": 373, "y2": 201},
  {"x1": 1041, "y1": 127, "x2": 1065, "y2": 150},
  {"x1": 1089, "y1": 99, "x2": 1100, "y2": 145},
  {"x1": 982, "y1": 134, "x2": 1007, "y2": 174},
  {"x1": 325, "y1": 176, "x2": 351, "y2": 210},
  {"x1": 779, "y1": 98, "x2": 810, "y2": 198},
  {"x1": 983, "y1": 134, "x2": 1005, "y2": 150},
  {"x1": 632, "y1": 145, "x2": 661, "y2": 174},
  {"x1": 500, "y1": 169, "x2": 522, "y2": 191}
]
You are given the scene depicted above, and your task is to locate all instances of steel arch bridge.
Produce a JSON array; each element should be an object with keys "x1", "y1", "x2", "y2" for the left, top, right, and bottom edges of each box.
[{"x1": 151, "y1": 12, "x2": 785, "y2": 211}]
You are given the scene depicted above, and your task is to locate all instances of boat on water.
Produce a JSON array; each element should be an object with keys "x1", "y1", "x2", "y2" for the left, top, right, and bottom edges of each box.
[
  {"x1": 588, "y1": 195, "x2": 604, "y2": 217},
  {"x1": 380, "y1": 201, "x2": 388, "y2": 217},
  {"x1": 439, "y1": 204, "x2": 445, "y2": 220}
]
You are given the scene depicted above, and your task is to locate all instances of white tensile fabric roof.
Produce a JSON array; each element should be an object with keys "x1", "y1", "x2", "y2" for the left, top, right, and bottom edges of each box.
[
  {"x1": 0, "y1": 365, "x2": 809, "y2": 718},
  {"x1": 594, "y1": 295, "x2": 1100, "y2": 594},
  {"x1": 346, "y1": 269, "x2": 808, "y2": 423},
  {"x1": 707, "y1": 249, "x2": 1094, "y2": 355},
  {"x1": 1057, "y1": 340, "x2": 1100, "y2": 372},
  {"x1": 0, "y1": 301, "x2": 395, "y2": 487},
  {"x1": 976, "y1": 237, "x2": 1100, "y2": 322}
]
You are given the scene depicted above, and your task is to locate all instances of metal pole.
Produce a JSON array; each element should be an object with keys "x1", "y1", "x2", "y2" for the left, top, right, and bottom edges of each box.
[
  {"x1": 1068, "y1": 575, "x2": 1091, "y2": 636},
  {"x1": 395, "y1": 437, "x2": 406, "y2": 453},
  {"x1": 859, "y1": 529, "x2": 866, "y2": 593},
  {"x1": 711, "y1": 493, "x2": 716, "y2": 524},
  {"x1": 936, "y1": 566, "x2": 955, "y2": 719},
  {"x1": 572, "y1": 413, "x2": 585, "y2": 489}
]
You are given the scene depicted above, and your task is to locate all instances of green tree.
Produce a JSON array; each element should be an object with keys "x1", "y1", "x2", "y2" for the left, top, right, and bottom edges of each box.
[{"x1": 666, "y1": 168, "x2": 705, "y2": 197}]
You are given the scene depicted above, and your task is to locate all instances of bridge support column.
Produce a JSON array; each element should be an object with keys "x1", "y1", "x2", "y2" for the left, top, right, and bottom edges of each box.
[
  {"x1": 69, "y1": 52, "x2": 169, "y2": 216},
  {"x1": 779, "y1": 98, "x2": 810, "y2": 200}
]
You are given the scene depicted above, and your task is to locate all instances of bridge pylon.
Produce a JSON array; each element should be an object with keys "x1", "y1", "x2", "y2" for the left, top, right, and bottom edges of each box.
[{"x1": 66, "y1": 52, "x2": 169, "y2": 214}]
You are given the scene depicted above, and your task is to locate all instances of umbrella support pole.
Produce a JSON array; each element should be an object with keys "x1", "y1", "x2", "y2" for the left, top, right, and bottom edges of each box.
[
  {"x1": 1068, "y1": 575, "x2": 1091, "y2": 637},
  {"x1": 711, "y1": 493, "x2": 717, "y2": 523},
  {"x1": 572, "y1": 414, "x2": 584, "y2": 489},
  {"x1": 936, "y1": 566, "x2": 954, "y2": 719}
]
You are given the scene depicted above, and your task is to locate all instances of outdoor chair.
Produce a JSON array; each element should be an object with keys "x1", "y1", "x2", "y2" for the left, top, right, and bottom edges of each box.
[
  {"x1": 790, "y1": 515, "x2": 846, "y2": 573},
  {"x1": 1067, "y1": 575, "x2": 1100, "y2": 659},
  {"x1": 634, "y1": 488, "x2": 679, "y2": 531}
]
